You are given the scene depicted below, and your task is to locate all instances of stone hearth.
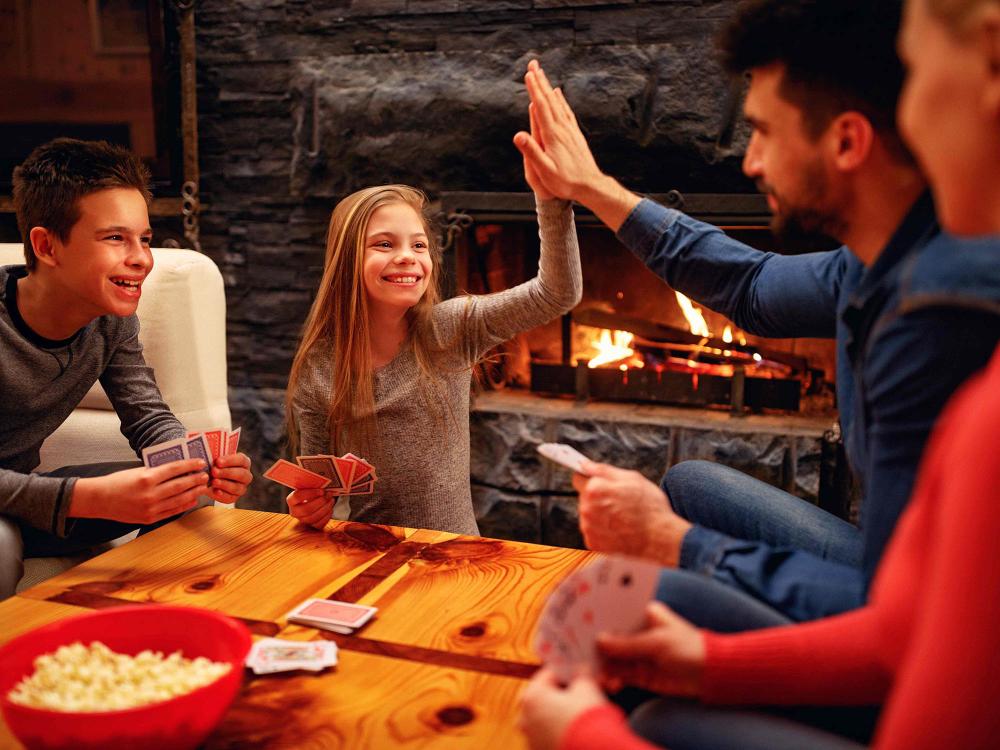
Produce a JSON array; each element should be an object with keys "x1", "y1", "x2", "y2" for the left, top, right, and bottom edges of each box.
[{"x1": 471, "y1": 391, "x2": 834, "y2": 547}]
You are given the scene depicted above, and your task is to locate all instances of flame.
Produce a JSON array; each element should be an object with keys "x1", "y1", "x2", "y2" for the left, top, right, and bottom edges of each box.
[
  {"x1": 722, "y1": 325, "x2": 733, "y2": 344},
  {"x1": 675, "y1": 292, "x2": 711, "y2": 337},
  {"x1": 588, "y1": 329, "x2": 644, "y2": 369}
]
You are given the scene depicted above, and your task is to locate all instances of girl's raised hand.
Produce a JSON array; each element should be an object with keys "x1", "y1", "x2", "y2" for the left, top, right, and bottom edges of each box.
[{"x1": 287, "y1": 488, "x2": 335, "y2": 529}]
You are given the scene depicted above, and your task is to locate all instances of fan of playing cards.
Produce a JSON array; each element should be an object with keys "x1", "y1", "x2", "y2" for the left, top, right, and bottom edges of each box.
[
  {"x1": 263, "y1": 453, "x2": 377, "y2": 496},
  {"x1": 142, "y1": 427, "x2": 241, "y2": 468},
  {"x1": 534, "y1": 555, "x2": 660, "y2": 683}
]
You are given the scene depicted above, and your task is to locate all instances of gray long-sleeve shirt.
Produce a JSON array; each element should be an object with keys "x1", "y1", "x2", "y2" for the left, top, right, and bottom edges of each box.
[
  {"x1": 0, "y1": 265, "x2": 186, "y2": 536},
  {"x1": 293, "y1": 198, "x2": 582, "y2": 535}
]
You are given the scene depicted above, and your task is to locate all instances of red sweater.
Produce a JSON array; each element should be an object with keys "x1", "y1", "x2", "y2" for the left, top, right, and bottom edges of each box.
[{"x1": 562, "y1": 345, "x2": 1000, "y2": 750}]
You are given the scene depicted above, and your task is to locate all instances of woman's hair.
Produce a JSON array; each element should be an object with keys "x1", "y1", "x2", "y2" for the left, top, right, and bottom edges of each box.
[
  {"x1": 926, "y1": 0, "x2": 998, "y2": 30},
  {"x1": 285, "y1": 185, "x2": 443, "y2": 455}
]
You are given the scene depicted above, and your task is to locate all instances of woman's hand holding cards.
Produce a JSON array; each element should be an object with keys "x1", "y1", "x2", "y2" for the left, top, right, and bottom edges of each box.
[
  {"x1": 518, "y1": 668, "x2": 608, "y2": 750},
  {"x1": 596, "y1": 601, "x2": 706, "y2": 697}
]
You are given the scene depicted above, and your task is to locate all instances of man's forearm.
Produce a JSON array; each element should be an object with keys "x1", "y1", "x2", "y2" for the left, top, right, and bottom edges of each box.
[{"x1": 576, "y1": 174, "x2": 642, "y2": 233}]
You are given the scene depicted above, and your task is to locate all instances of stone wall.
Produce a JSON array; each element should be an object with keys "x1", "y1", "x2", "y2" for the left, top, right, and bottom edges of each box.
[
  {"x1": 193, "y1": 0, "x2": 755, "y2": 514},
  {"x1": 470, "y1": 392, "x2": 830, "y2": 547}
]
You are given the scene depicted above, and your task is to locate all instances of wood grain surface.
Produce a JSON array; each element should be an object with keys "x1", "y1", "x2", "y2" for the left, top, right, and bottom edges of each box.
[
  {"x1": 6, "y1": 508, "x2": 597, "y2": 750},
  {"x1": 18, "y1": 508, "x2": 417, "y2": 623},
  {"x1": 206, "y1": 648, "x2": 529, "y2": 750}
]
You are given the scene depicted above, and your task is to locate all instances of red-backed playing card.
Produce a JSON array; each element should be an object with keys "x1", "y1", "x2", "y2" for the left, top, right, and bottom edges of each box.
[{"x1": 263, "y1": 459, "x2": 331, "y2": 490}]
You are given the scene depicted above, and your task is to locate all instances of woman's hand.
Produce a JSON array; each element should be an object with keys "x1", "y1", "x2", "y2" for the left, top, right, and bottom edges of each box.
[
  {"x1": 519, "y1": 668, "x2": 608, "y2": 750},
  {"x1": 522, "y1": 87, "x2": 555, "y2": 201},
  {"x1": 286, "y1": 488, "x2": 336, "y2": 529},
  {"x1": 598, "y1": 601, "x2": 706, "y2": 697}
]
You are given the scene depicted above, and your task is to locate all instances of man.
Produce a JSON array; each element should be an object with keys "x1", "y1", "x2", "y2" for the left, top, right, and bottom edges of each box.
[
  {"x1": 514, "y1": 0, "x2": 1000, "y2": 628},
  {"x1": 0, "y1": 138, "x2": 253, "y2": 599}
]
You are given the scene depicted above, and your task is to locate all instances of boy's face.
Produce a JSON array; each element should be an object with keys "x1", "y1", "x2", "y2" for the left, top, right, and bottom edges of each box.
[
  {"x1": 48, "y1": 187, "x2": 153, "y2": 319},
  {"x1": 741, "y1": 64, "x2": 848, "y2": 244}
]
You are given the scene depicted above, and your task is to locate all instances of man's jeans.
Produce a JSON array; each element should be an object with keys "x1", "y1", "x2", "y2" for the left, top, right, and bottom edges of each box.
[
  {"x1": 0, "y1": 461, "x2": 169, "y2": 600},
  {"x1": 655, "y1": 460, "x2": 863, "y2": 628}
]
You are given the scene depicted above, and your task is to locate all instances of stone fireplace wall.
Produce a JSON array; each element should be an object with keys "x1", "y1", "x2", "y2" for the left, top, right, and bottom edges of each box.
[{"x1": 194, "y1": 0, "x2": 759, "y2": 516}]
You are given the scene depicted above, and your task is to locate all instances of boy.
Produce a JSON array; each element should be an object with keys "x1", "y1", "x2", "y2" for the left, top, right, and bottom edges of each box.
[{"x1": 0, "y1": 138, "x2": 253, "y2": 599}]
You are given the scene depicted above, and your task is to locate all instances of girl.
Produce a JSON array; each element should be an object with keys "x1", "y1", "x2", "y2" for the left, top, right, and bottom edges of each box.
[
  {"x1": 520, "y1": 0, "x2": 1000, "y2": 747},
  {"x1": 284, "y1": 165, "x2": 581, "y2": 536}
]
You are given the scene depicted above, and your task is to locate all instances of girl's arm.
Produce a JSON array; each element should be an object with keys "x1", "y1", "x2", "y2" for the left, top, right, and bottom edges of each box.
[{"x1": 454, "y1": 196, "x2": 582, "y2": 362}]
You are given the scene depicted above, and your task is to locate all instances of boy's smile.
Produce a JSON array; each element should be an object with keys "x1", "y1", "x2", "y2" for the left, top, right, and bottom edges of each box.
[{"x1": 19, "y1": 187, "x2": 153, "y2": 340}]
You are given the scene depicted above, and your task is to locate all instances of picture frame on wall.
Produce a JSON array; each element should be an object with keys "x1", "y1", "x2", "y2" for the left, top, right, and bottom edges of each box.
[{"x1": 89, "y1": 0, "x2": 150, "y2": 55}]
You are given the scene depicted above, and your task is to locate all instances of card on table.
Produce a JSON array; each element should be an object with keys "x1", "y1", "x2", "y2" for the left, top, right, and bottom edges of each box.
[
  {"x1": 286, "y1": 598, "x2": 378, "y2": 634},
  {"x1": 537, "y1": 443, "x2": 593, "y2": 476},
  {"x1": 534, "y1": 554, "x2": 660, "y2": 682},
  {"x1": 263, "y1": 459, "x2": 332, "y2": 490},
  {"x1": 246, "y1": 638, "x2": 338, "y2": 675}
]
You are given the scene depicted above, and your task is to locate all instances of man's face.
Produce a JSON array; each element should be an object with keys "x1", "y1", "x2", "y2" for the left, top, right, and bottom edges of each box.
[
  {"x1": 49, "y1": 187, "x2": 153, "y2": 319},
  {"x1": 742, "y1": 64, "x2": 847, "y2": 246}
]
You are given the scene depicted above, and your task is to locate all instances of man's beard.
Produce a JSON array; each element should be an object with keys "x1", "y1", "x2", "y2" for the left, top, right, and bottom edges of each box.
[{"x1": 764, "y1": 162, "x2": 847, "y2": 253}]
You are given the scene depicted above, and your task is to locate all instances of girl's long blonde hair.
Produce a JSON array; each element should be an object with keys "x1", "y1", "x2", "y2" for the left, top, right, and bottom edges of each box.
[{"x1": 285, "y1": 185, "x2": 443, "y2": 455}]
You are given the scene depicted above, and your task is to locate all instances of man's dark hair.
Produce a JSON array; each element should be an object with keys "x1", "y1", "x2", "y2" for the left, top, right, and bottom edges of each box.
[
  {"x1": 12, "y1": 138, "x2": 152, "y2": 270},
  {"x1": 719, "y1": 0, "x2": 909, "y2": 154}
]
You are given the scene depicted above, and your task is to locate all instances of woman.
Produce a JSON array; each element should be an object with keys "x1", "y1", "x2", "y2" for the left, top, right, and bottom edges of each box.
[{"x1": 519, "y1": 0, "x2": 1000, "y2": 747}]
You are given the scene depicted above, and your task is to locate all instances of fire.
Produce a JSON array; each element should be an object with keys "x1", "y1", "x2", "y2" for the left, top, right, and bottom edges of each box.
[
  {"x1": 722, "y1": 325, "x2": 733, "y2": 344},
  {"x1": 587, "y1": 329, "x2": 644, "y2": 369},
  {"x1": 674, "y1": 292, "x2": 711, "y2": 338}
]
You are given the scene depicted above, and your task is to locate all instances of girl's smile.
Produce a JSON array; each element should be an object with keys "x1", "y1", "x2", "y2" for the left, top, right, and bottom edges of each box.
[{"x1": 363, "y1": 202, "x2": 433, "y2": 314}]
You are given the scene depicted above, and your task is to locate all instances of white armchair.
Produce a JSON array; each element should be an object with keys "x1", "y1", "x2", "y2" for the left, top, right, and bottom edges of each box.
[{"x1": 0, "y1": 244, "x2": 231, "y2": 589}]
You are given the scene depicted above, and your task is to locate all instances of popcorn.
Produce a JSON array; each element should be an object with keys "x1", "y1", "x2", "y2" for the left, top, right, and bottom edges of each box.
[{"x1": 7, "y1": 641, "x2": 231, "y2": 712}]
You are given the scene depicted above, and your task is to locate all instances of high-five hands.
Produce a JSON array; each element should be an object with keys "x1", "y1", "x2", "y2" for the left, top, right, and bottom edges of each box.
[{"x1": 513, "y1": 60, "x2": 640, "y2": 230}]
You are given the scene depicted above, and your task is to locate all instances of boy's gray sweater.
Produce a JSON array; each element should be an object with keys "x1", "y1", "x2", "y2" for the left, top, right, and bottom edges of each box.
[{"x1": 0, "y1": 266, "x2": 185, "y2": 536}]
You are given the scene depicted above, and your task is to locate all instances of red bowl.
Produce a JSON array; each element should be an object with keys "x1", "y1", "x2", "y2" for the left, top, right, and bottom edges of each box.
[{"x1": 0, "y1": 604, "x2": 251, "y2": 750}]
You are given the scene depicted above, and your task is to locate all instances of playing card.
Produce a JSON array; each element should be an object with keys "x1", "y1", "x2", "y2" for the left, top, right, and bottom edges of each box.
[
  {"x1": 537, "y1": 443, "x2": 593, "y2": 476},
  {"x1": 142, "y1": 438, "x2": 189, "y2": 468},
  {"x1": 343, "y1": 453, "x2": 375, "y2": 483},
  {"x1": 246, "y1": 638, "x2": 338, "y2": 675},
  {"x1": 534, "y1": 554, "x2": 659, "y2": 682},
  {"x1": 331, "y1": 456, "x2": 357, "y2": 487},
  {"x1": 297, "y1": 455, "x2": 346, "y2": 491},
  {"x1": 225, "y1": 427, "x2": 241, "y2": 456},
  {"x1": 263, "y1": 459, "x2": 331, "y2": 490},
  {"x1": 286, "y1": 599, "x2": 377, "y2": 632},
  {"x1": 184, "y1": 434, "x2": 213, "y2": 469},
  {"x1": 346, "y1": 479, "x2": 374, "y2": 495}
]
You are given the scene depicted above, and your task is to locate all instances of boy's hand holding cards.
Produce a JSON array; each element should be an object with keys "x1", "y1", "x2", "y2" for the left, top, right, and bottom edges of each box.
[
  {"x1": 534, "y1": 555, "x2": 660, "y2": 683},
  {"x1": 246, "y1": 637, "x2": 338, "y2": 675},
  {"x1": 287, "y1": 599, "x2": 378, "y2": 635},
  {"x1": 263, "y1": 453, "x2": 378, "y2": 496}
]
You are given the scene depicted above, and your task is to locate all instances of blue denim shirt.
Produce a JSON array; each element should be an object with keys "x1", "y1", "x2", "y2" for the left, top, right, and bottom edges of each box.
[{"x1": 617, "y1": 194, "x2": 1000, "y2": 620}]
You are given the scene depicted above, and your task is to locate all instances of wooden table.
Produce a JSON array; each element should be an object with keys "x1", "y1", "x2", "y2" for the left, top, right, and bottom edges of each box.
[{"x1": 3, "y1": 507, "x2": 595, "y2": 749}]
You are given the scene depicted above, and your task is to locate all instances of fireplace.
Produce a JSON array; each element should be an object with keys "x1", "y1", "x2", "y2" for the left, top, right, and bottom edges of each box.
[{"x1": 438, "y1": 191, "x2": 836, "y2": 417}]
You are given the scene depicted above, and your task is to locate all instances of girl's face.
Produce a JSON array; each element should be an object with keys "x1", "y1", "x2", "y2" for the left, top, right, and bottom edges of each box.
[
  {"x1": 362, "y1": 202, "x2": 433, "y2": 315},
  {"x1": 898, "y1": 0, "x2": 1000, "y2": 234}
]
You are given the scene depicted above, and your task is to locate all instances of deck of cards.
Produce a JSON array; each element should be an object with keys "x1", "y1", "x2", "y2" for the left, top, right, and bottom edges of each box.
[
  {"x1": 287, "y1": 598, "x2": 378, "y2": 635},
  {"x1": 141, "y1": 427, "x2": 241, "y2": 468},
  {"x1": 263, "y1": 453, "x2": 378, "y2": 496},
  {"x1": 246, "y1": 637, "x2": 338, "y2": 675},
  {"x1": 534, "y1": 555, "x2": 660, "y2": 683}
]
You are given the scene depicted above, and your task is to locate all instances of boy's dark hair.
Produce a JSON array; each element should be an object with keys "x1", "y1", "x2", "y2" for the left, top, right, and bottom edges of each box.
[
  {"x1": 719, "y1": 0, "x2": 909, "y2": 154},
  {"x1": 12, "y1": 138, "x2": 152, "y2": 270}
]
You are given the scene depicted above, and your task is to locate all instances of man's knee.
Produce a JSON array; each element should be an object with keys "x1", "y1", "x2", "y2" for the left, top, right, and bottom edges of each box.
[
  {"x1": 661, "y1": 460, "x2": 721, "y2": 516},
  {"x1": 0, "y1": 516, "x2": 26, "y2": 601}
]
